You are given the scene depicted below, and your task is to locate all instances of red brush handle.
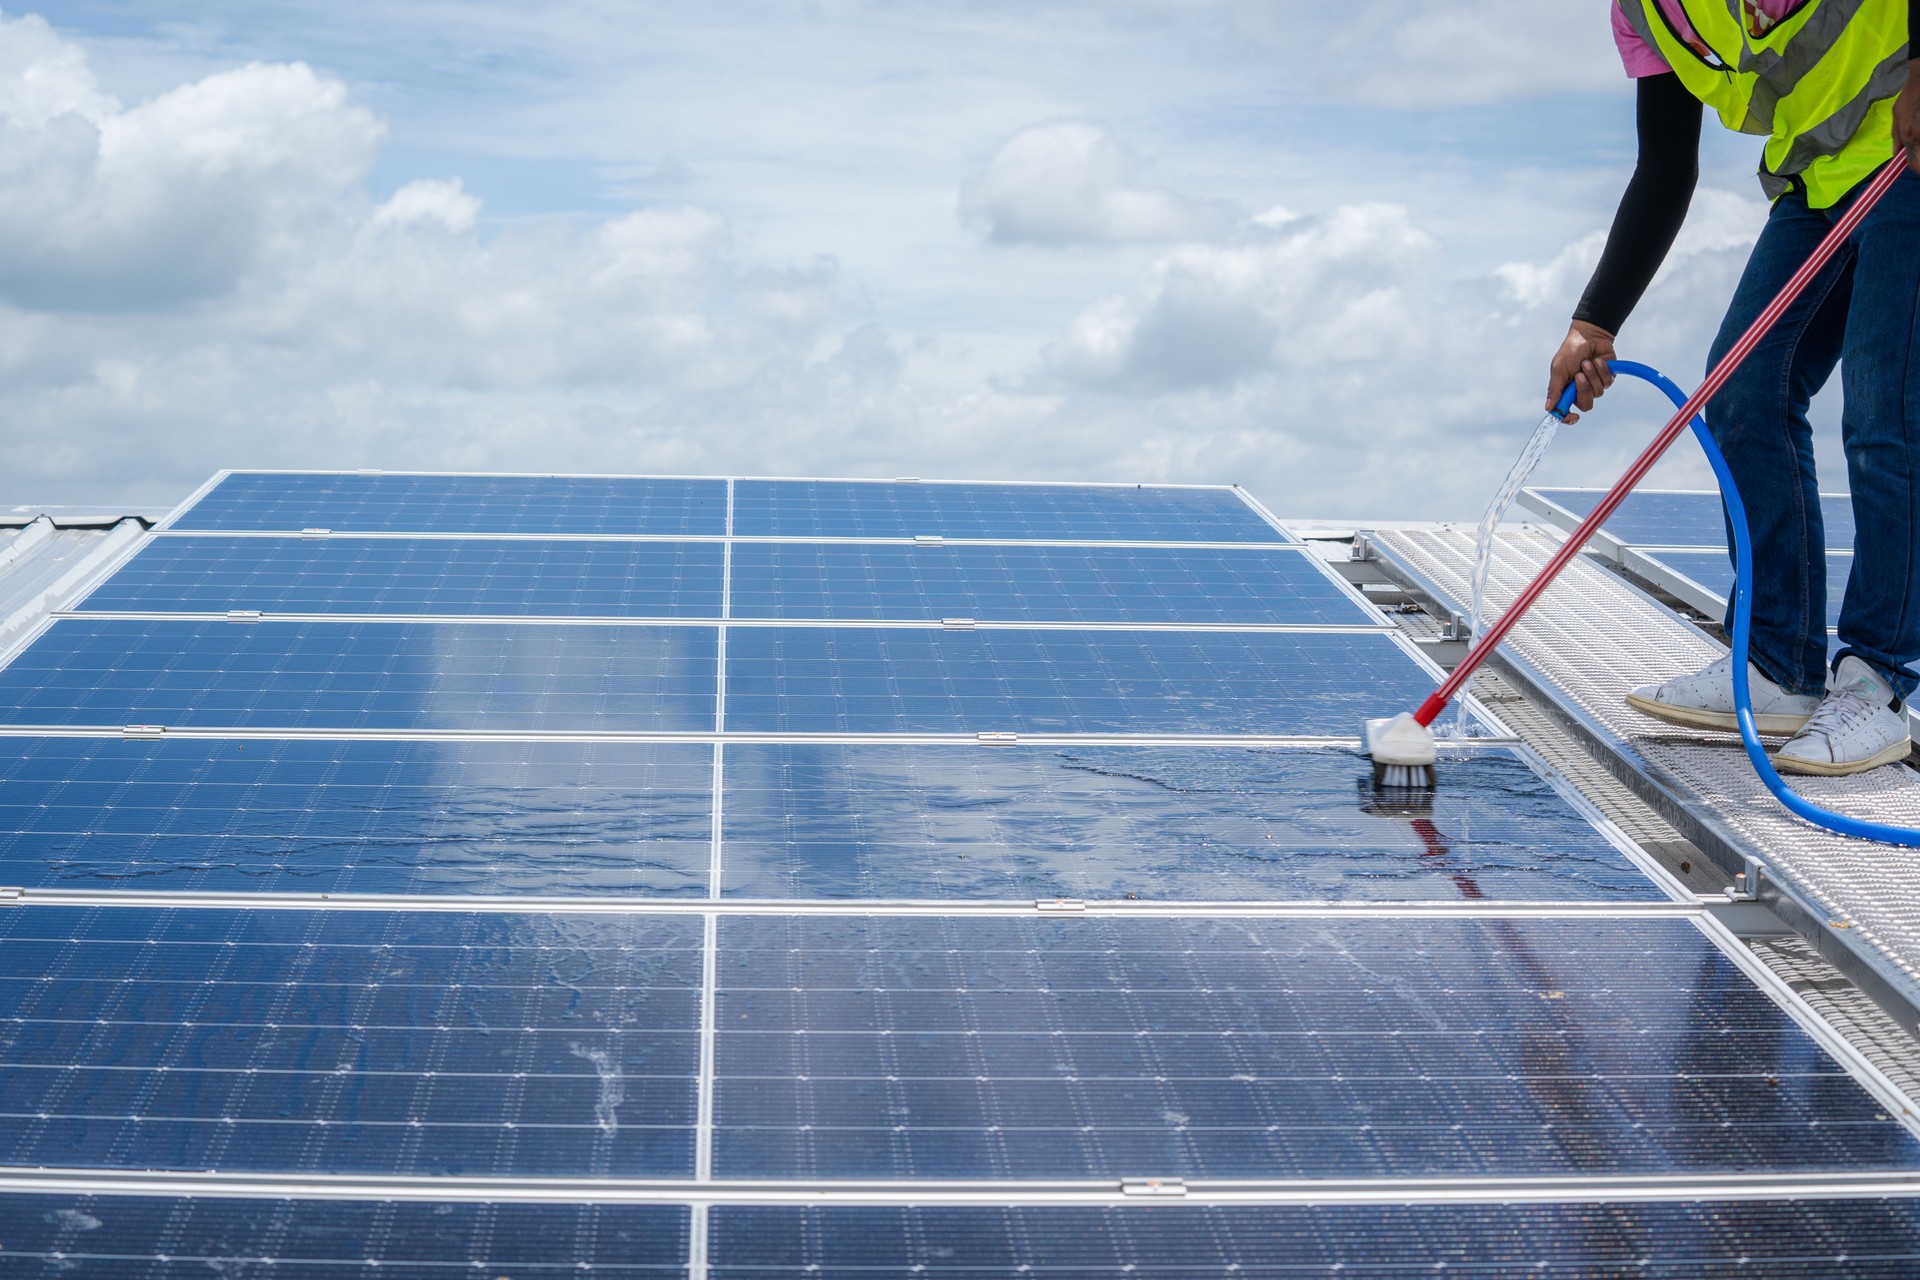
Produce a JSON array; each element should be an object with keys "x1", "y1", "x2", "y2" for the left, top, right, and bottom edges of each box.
[{"x1": 1414, "y1": 155, "x2": 1907, "y2": 728}]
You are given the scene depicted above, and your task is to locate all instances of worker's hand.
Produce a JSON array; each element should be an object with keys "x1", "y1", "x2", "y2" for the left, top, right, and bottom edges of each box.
[
  {"x1": 1546, "y1": 320, "x2": 1618, "y2": 424},
  {"x1": 1898, "y1": 58, "x2": 1920, "y2": 175}
]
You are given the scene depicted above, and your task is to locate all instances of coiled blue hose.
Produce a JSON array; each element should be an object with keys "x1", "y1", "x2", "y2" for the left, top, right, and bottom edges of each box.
[{"x1": 1554, "y1": 359, "x2": 1920, "y2": 847}]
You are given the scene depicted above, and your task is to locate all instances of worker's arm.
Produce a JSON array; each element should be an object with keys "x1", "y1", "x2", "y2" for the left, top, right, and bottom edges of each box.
[{"x1": 1546, "y1": 72, "x2": 1702, "y2": 422}]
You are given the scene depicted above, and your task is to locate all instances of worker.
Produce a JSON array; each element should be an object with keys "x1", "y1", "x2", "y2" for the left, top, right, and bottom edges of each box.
[{"x1": 1548, "y1": 0, "x2": 1920, "y2": 775}]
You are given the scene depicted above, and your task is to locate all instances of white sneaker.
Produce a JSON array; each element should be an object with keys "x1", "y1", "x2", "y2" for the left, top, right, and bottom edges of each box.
[
  {"x1": 1776, "y1": 656, "x2": 1913, "y2": 777},
  {"x1": 1625, "y1": 652, "x2": 1821, "y2": 736}
]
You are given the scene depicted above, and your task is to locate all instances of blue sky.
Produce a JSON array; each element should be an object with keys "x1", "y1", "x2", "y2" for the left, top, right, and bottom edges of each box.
[{"x1": 3, "y1": 2, "x2": 1815, "y2": 516}]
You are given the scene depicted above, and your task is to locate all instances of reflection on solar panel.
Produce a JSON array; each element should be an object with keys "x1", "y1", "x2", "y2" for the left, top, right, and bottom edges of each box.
[
  {"x1": 713, "y1": 916, "x2": 1917, "y2": 1180},
  {"x1": 0, "y1": 619, "x2": 718, "y2": 731},
  {"x1": 725, "y1": 628, "x2": 1432, "y2": 736},
  {"x1": 721, "y1": 744, "x2": 1663, "y2": 902},
  {"x1": 1528, "y1": 487, "x2": 1855, "y2": 552},
  {"x1": 171, "y1": 472, "x2": 729, "y2": 535},
  {"x1": 0, "y1": 471, "x2": 1912, "y2": 1275},
  {"x1": 709, "y1": 1201, "x2": 1920, "y2": 1276},
  {"x1": 732, "y1": 479, "x2": 1286, "y2": 542},
  {"x1": 729, "y1": 543, "x2": 1367, "y2": 623},
  {"x1": 0, "y1": 738, "x2": 713, "y2": 896},
  {"x1": 80, "y1": 536, "x2": 728, "y2": 617},
  {"x1": 1639, "y1": 547, "x2": 1852, "y2": 629}
]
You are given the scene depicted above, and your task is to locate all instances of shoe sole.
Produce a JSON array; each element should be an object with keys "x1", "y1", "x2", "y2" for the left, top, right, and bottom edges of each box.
[
  {"x1": 1623, "y1": 692, "x2": 1812, "y2": 737},
  {"x1": 1774, "y1": 737, "x2": 1914, "y2": 777}
]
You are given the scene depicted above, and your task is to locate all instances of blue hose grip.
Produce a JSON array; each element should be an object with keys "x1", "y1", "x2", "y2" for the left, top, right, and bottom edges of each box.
[{"x1": 1553, "y1": 380, "x2": 1580, "y2": 420}]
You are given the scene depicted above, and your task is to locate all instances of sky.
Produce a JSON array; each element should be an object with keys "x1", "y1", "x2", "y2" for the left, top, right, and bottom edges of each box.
[{"x1": 0, "y1": 1, "x2": 1840, "y2": 518}]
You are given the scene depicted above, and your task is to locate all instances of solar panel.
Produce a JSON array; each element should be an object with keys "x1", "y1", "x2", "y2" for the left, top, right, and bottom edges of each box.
[
  {"x1": 712, "y1": 915, "x2": 1918, "y2": 1180},
  {"x1": 0, "y1": 1197, "x2": 690, "y2": 1275},
  {"x1": 0, "y1": 619, "x2": 718, "y2": 732},
  {"x1": 732, "y1": 480, "x2": 1288, "y2": 543},
  {"x1": 719, "y1": 744, "x2": 1665, "y2": 902},
  {"x1": 171, "y1": 472, "x2": 728, "y2": 536},
  {"x1": 724, "y1": 628, "x2": 1434, "y2": 736},
  {"x1": 79, "y1": 537, "x2": 728, "y2": 618},
  {"x1": 0, "y1": 738, "x2": 713, "y2": 896},
  {"x1": 0, "y1": 907, "x2": 703, "y2": 1177},
  {"x1": 0, "y1": 470, "x2": 1912, "y2": 1275},
  {"x1": 1527, "y1": 488, "x2": 1855, "y2": 552},
  {"x1": 728, "y1": 543, "x2": 1371, "y2": 624},
  {"x1": 708, "y1": 1201, "x2": 1920, "y2": 1276},
  {"x1": 1636, "y1": 548, "x2": 1852, "y2": 629}
]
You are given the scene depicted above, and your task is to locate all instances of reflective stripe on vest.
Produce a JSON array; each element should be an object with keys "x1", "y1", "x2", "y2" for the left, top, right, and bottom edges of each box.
[{"x1": 1617, "y1": 0, "x2": 1908, "y2": 206}]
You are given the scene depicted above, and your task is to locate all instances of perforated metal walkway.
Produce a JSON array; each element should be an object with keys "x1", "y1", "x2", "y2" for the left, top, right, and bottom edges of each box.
[{"x1": 1368, "y1": 526, "x2": 1920, "y2": 1039}]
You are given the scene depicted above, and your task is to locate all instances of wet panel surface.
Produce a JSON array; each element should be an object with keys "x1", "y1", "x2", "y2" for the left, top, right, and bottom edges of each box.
[
  {"x1": 0, "y1": 908, "x2": 703, "y2": 1177},
  {"x1": 0, "y1": 738, "x2": 713, "y2": 896},
  {"x1": 712, "y1": 916, "x2": 1920, "y2": 1181},
  {"x1": 710, "y1": 1201, "x2": 1920, "y2": 1279},
  {"x1": 721, "y1": 745, "x2": 1663, "y2": 902}
]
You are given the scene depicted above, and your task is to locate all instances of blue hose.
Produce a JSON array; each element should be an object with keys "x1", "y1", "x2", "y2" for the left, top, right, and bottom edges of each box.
[{"x1": 1554, "y1": 359, "x2": 1920, "y2": 847}]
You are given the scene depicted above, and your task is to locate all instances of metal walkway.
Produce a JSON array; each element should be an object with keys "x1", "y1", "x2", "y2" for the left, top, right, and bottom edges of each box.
[{"x1": 1367, "y1": 526, "x2": 1920, "y2": 1040}]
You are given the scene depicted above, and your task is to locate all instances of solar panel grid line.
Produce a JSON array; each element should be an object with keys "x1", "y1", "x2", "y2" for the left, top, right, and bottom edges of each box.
[
  {"x1": 151, "y1": 531, "x2": 1303, "y2": 550},
  {"x1": 205, "y1": 469, "x2": 1251, "y2": 491},
  {"x1": 0, "y1": 727, "x2": 1532, "y2": 749},
  {"x1": 58, "y1": 612, "x2": 1401, "y2": 635},
  {"x1": 0, "y1": 891, "x2": 1716, "y2": 918}
]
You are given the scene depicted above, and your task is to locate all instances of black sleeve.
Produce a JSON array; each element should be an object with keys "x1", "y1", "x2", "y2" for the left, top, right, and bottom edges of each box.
[{"x1": 1572, "y1": 72, "x2": 1703, "y2": 335}]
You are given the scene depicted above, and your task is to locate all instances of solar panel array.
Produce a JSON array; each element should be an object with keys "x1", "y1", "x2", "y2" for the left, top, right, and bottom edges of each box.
[
  {"x1": 1522, "y1": 487, "x2": 1854, "y2": 640},
  {"x1": 0, "y1": 469, "x2": 1910, "y2": 1276}
]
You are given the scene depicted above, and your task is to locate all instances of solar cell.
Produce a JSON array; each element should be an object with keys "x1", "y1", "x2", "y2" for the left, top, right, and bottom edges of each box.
[
  {"x1": 0, "y1": 738, "x2": 712, "y2": 896},
  {"x1": 731, "y1": 480, "x2": 1287, "y2": 543},
  {"x1": 0, "y1": 619, "x2": 717, "y2": 732},
  {"x1": 724, "y1": 628, "x2": 1437, "y2": 736},
  {"x1": 0, "y1": 1196, "x2": 689, "y2": 1276},
  {"x1": 1529, "y1": 488, "x2": 1856, "y2": 552},
  {"x1": 0, "y1": 908, "x2": 702, "y2": 1177},
  {"x1": 80, "y1": 537, "x2": 728, "y2": 618},
  {"x1": 728, "y1": 543, "x2": 1370, "y2": 624},
  {"x1": 720, "y1": 744, "x2": 1665, "y2": 902},
  {"x1": 1639, "y1": 548, "x2": 1851, "y2": 629},
  {"x1": 709, "y1": 1200, "x2": 1920, "y2": 1278},
  {"x1": 712, "y1": 915, "x2": 1920, "y2": 1180},
  {"x1": 171, "y1": 473, "x2": 728, "y2": 536}
]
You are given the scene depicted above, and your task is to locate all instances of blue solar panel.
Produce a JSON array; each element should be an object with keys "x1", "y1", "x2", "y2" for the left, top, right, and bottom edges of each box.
[
  {"x1": 80, "y1": 537, "x2": 728, "y2": 618},
  {"x1": 710, "y1": 1201, "x2": 1920, "y2": 1278},
  {"x1": 728, "y1": 543, "x2": 1369, "y2": 624},
  {"x1": 724, "y1": 628, "x2": 1434, "y2": 736},
  {"x1": 713, "y1": 916, "x2": 1920, "y2": 1180},
  {"x1": 172, "y1": 473, "x2": 728, "y2": 536},
  {"x1": 0, "y1": 619, "x2": 717, "y2": 732},
  {"x1": 1642, "y1": 548, "x2": 1852, "y2": 629},
  {"x1": 0, "y1": 908, "x2": 702, "y2": 1177},
  {"x1": 720, "y1": 744, "x2": 1664, "y2": 902},
  {"x1": 0, "y1": 1196, "x2": 689, "y2": 1276},
  {"x1": 732, "y1": 481, "x2": 1287, "y2": 542},
  {"x1": 1530, "y1": 488, "x2": 1856, "y2": 552},
  {"x1": 0, "y1": 738, "x2": 712, "y2": 896}
]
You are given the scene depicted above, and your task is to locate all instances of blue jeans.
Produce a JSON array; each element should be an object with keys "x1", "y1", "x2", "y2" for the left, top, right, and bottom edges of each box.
[{"x1": 1707, "y1": 168, "x2": 1920, "y2": 701}]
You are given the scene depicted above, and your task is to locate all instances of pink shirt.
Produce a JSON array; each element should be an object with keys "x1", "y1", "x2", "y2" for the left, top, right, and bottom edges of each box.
[{"x1": 1612, "y1": 0, "x2": 1801, "y2": 76}]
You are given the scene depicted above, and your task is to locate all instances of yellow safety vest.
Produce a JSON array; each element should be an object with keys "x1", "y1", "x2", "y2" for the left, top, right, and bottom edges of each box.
[{"x1": 1618, "y1": 0, "x2": 1909, "y2": 206}]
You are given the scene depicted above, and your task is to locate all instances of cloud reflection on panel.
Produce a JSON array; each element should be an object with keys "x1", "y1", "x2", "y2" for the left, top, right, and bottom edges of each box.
[{"x1": 720, "y1": 745, "x2": 1663, "y2": 903}]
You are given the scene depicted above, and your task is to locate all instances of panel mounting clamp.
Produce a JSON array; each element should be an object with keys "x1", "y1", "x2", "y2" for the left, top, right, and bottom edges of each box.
[
  {"x1": 913, "y1": 535, "x2": 944, "y2": 545},
  {"x1": 1036, "y1": 899, "x2": 1086, "y2": 914},
  {"x1": 942, "y1": 618, "x2": 977, "y2": 630},
  {"x1": 123, "y1": 725, "x2": 165, "y2": 739},
  {"x1": 1725, "y1": 855, "x2": 1766, "y2": 903},
  {"x1": 1120, "y1": 1177, "x2": 1186, "y2": 1197},
  {"x1": 300, "y1": 528, "x2": 332, "y2": 539},
  {"x1": 226, "y1": 611, "x2": 263, "y2": 623},
  {"x1": 977, "y1": 732, "x2": 1018, "y2": 746},
  {"x1": 0, "y1": 888, "x2": 23, "y2": 905}
]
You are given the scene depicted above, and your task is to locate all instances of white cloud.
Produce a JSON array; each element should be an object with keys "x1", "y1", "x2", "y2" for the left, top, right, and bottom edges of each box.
[{"x1": 960, "y1": 121, "x2": 1237, "y2": 247}]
